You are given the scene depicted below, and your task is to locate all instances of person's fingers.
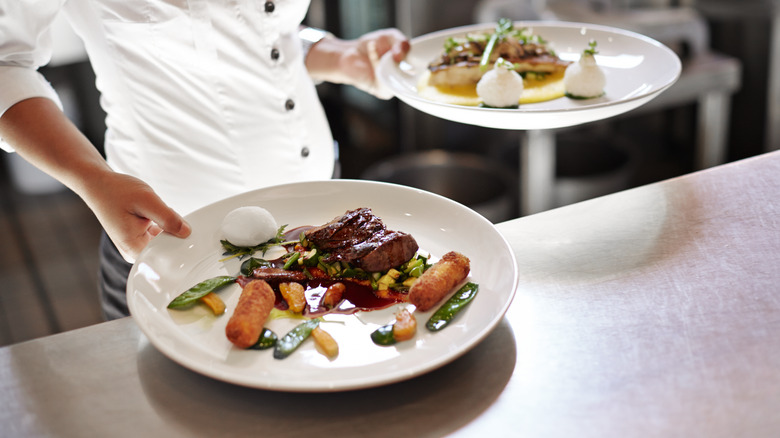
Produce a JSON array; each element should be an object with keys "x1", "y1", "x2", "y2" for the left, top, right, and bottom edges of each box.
[
  {"x1": 369, "y1": 30, "x2": 409, "y2": 62},
  {"x1": 147, "y1": 222, "x2": 164, "y2": 237},
  {"x1": 133, "y1": 192, "x2": 192, "y2": 239},
  {"x1": 392, "y1": 39, "x2": 410, "y2": 62}
]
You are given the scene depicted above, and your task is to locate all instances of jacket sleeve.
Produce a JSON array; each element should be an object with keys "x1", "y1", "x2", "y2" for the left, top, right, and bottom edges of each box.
[{"x1": 0, "y1": 0, "x2": 65, "y2": 152}]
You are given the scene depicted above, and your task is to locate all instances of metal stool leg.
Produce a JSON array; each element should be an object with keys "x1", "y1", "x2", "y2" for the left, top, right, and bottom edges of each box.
[
  {"x1": 696, "y1": 91, "x2": 731, "y2": 169},
  {"x1": 520, "y1": 129, "x2": 556, "y2": 216}
]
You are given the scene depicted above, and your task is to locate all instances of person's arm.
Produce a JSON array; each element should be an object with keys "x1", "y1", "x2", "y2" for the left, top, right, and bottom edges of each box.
[
  {"x1": 303, "y1": 28, "x2": 410, "y2": 99},
  {"x1": 0, "y1": 97, "x2": 190, "y2": 263}
]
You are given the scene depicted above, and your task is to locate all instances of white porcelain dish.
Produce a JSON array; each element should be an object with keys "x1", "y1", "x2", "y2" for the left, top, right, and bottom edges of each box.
[
  {"x1": 127, "y1": 180, "x2": 518, "y2": 392},
  {"x1": 377, "y1": 21, "x2": 681, "y2": 130}
]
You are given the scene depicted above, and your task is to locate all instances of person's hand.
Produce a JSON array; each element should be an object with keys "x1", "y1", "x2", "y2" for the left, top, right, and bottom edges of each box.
[
  {"x1": 85, "y1": 171, "x2": 191, "y2": 263},
  {"x1": 305, "y1": 28, "x2": 410, "y2": 99},
  {"x1": 347, "y1": 28, "x2": 410, "y2": 98},
  {"x1": 0, "y1": 97, "x2": 190, "y2": 264}
]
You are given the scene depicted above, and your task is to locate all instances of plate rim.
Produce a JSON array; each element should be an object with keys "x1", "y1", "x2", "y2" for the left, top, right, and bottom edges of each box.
[{"x1": 127, "y1": 179, "x2": 520, "y2": 392}]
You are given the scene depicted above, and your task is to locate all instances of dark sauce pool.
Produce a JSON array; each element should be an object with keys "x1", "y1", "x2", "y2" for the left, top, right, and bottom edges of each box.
[{"x1": 235, "y1": 225, "x2": 403, "y2": 317}]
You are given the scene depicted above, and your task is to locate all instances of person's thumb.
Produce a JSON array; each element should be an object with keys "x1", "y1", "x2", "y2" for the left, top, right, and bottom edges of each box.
[
  {"x1": 135, "y1": 197, "x2": 192, "y2": 239},
  {"x1": 152, "y1": 210, "x2": 192, "y2": 238}
]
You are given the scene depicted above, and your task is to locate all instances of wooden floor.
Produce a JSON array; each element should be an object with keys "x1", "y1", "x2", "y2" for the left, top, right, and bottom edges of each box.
[{"x1": 0, "y1": 154, "x2": 104, "y2": 347}]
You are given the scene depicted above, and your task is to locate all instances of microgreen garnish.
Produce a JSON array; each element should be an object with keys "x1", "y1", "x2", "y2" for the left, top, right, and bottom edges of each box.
[
  {"x1": 219, "y1": 224, "x2": 288, "y2": 261},
  {"x1": 478, "y1": 18, "x2": 550, "y2": 71},
  {"x1": 583, "y1": 40, "x2": 598, "y2": 56},
  {"x1": 480, "y1": 18, "x2": 514, "y2": 71}
]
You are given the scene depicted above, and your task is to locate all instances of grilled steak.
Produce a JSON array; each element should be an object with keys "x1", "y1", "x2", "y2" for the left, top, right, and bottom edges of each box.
[{"x1": 304, "y1": 208, "x2": 419, "y2": 272}]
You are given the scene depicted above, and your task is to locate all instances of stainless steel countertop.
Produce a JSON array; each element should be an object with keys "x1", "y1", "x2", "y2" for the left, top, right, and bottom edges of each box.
[{"x1": 3, "y1": 151, "x2": 780, "y2": 437}]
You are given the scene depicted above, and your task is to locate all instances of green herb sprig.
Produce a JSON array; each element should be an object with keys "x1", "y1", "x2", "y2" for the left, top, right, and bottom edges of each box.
[
  {"x1": 583, "y1": 40, "x2": 598, "y2": 56},
  {"x1": 480, "y1": 18, "x2": 515, "y2": 71}
]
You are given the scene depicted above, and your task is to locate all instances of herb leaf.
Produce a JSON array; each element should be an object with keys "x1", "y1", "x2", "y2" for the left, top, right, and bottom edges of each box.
[{"x1": 583, "y1": 40, "x2": 598, "y2": 56}]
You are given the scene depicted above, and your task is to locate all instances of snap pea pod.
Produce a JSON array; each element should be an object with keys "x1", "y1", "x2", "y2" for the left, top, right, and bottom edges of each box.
[
  {"x1": 425, "y1": 282, "x2": 479, "y2": 331},
  {"x1": 370, "y1": 323, "x2": 397, "y2": 346},
  {"x1": 273, "y1": 318, "x2": 321, "y2": 359},
  {"x1": 248, "y1": 328, "x2": 278, "y2": 350},
  {"x1": 167, "y1": 276, "x2": 236, "y2": 309}
]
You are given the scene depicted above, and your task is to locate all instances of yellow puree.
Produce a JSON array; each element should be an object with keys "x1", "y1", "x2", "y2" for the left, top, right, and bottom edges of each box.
[{"x1": 417, "y1": 70, "x2": 565, "y2": 106}]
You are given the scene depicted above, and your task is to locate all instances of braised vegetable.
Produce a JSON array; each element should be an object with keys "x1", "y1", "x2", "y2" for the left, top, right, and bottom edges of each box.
[
  {"x1": 168, "y1": 276, "x2": 236, "y2": 308},
  {"x1": 248, "y1": 328, "x2": 278, "y2": 350},
  {"x1": 392, "y1": 309, "x2": 417, "y2": 342},
  {"x1": 273, "y1": 318, "x2": 321, "y2": 359},
  {"x1": 199, "y1": 292, "x2": 226, "y2": 315},
  {"x1": 279, "y1": 282, "x2": 306, "y2": 313},
  {"x1": 426, "y1": 282, "x2": 479, "y2": 331},
  {"x1": 371, "y1": 309, "x2": 417, "y2": 346},
  {"x1": 311, "y1": 327, "x2": 339, "y2": 358},
  {"x1": 321, "y1": 282, "x2": 345, "y2": 308}
]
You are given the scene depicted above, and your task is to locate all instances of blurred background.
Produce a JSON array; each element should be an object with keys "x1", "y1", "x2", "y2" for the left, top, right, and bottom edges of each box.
[{"x1": 1, "y1": 0, "x2": 776, "y2": 345}]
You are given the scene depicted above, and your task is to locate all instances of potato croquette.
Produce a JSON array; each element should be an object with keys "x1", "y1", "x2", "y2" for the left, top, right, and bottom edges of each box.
[
  {"x1": 408, "y1": 251, "x2": 470, "y2": 311},
  {"x1": 225, "y1": 280, "x2": 275, "y2": 348}
]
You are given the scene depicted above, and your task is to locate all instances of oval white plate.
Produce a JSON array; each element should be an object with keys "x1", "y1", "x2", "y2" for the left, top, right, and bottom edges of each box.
[
  {"x1": 377, "y1": 20, "x2": 681, "y2": 130},
  {"x1": 127, "y1": 180, "x2": 518, "y2": 392}
]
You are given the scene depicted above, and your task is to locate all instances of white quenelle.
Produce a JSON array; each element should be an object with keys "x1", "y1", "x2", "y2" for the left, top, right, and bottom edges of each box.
[
  {"x1": 220, "y1": 206, "x2": 278, "y2": 247},
  {"x1": 564, "y1": 40, "x2": 606, "y2": 99},
  {"x1": 476, "y1": 58, "x2": 524, "y2": 108}
]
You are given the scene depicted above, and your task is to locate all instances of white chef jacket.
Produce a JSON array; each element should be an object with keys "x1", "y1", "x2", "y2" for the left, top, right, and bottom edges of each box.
[{"x1": 0, "y1": 0, "x2": 335, "y2": 216}]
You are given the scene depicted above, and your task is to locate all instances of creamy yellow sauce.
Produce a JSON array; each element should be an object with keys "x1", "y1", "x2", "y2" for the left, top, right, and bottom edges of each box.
[{"x1": 417, "y1": 70, "x2": 566, "y2": 107}]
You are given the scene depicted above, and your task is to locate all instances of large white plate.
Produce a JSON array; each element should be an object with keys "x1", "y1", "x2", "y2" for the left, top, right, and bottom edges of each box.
[
  {"x1": 378, "y1": 20, "x2": 681, "y2": 130},
  {"x1": 127, "y1": 180, "x2": 518, "y2": 392}
]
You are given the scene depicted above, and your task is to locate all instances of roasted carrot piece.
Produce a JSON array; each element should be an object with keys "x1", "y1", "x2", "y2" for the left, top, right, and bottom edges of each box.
[
  {"x1": 311, "y1": 327, "x2": 339, "y2": 358},
  {"x1": 199, "y1": 292, "x2": 226, "y2": 315},
  {"x1": 279, "y1": 282, "x2": 306, "y2": 313},
  {"x1": 321, "y1": 282, "x2": 345, "y2": 308}
]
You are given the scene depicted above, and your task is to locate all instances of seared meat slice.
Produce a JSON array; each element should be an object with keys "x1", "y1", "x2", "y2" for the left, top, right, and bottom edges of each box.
[
  {"x1": 304, "y1": 208, "x2": 419, "y2": 272},
  {"x1": 304, "y1": 208, "x2": 384, "y2": 249},
  {"x1": 249, "y1": 267, "x2": 308, "y2": 282},
  {"x1": 350, "y1": 230, "x2": 418, "y2": 272}
]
